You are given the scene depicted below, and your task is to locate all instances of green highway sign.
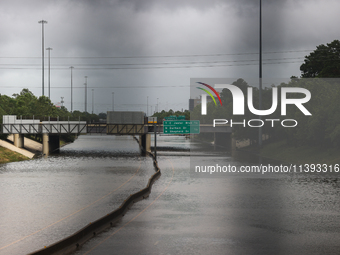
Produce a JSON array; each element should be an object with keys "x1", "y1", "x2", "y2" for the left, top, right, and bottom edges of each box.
[
  {"x1": 163, "y1": 120, "x2": 200, "y2": 134},
  {"x1": 164, "y1": 115, "x2": 186, "y2": 121}
]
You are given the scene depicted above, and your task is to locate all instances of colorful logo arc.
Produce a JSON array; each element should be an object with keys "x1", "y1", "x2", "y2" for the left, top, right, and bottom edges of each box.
[{"x1": 196, "y1": 82, "x2": 223, "y2": 106}]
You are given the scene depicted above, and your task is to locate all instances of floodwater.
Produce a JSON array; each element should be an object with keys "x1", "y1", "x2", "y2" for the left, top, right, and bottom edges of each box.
[
  {"x1": 1, "y1": 135, "x2": 340, "y2": 255},
  {"x1": 0, "y1": 135, "x2": 155, "y2": 255}
]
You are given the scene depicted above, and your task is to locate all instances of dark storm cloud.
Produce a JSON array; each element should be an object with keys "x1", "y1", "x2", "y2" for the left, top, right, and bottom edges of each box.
[
  {"x1": 99, "y1": 0, "x2": 293, "y2": 54},
  {"x1": 33, "y1": 0, "x2": 297, "y2": 58},
  {"x1": 115, "y1": 0, "x2": 228, "y2": 12},
  {"x1": 47, "y1": 0, "x2": 153, "y2": 57},
  {"x1": 2, "y1": 0, "x2": 335, "y2": 58},
  {"x1": 1, "y1": 0, "x2": 340, "y2": 111}
]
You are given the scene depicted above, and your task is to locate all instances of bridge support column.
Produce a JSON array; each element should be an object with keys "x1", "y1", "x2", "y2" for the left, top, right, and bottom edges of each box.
[
  {"x1": 43, "y1": 134, "x2": 49, "y2": 155},
  {"x1": 49, "y1": 135, "x2": 60, "y2": 154},
  {"x1": 139, "y1": 134, "x2": 151, "y2": 155},
  {"x1": 13, "y1": 134, "x2": 24, "y2": 148},
  {"x1": 43, "y1": 134, "x2": 60, "y2": 156},
  {"x1": 214, "y1": 132, "x2": 232, "y2": 151}
]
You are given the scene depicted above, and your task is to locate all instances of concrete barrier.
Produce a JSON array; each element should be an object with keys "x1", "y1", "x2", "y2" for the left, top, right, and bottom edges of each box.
[
  {"x1": 0, "y1": 139, "x2": 35, "y2": 159},
  {"x1": 7, "y1": 135, "x2": 43, "y2": 153},
  {"x1": 27, "y1": 150, "x2": 161, "y2": 255}
]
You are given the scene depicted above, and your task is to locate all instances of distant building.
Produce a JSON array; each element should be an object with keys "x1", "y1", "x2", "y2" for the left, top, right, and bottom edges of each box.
[{"x1": 189, "y1": 96, "x2": 217, "y2": 111}]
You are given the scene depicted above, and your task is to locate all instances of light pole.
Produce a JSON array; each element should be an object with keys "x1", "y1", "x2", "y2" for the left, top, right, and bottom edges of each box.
[
  {"x1": 84, "y1": 76, "x2": 88, "y2": 112},
  {"x1": 70, "y1": 66, "x2": 74, "y2": 112},
  {"x1": 46, "y1": 47, "x2": 52, "y2": 99},
  {"x1": 157, "y1": 98, "x2": 159, "y2": 113},
  {"x1": 259, "y1": 0, "x2": 263, "y2": 147},
  {"x1": 38, "y1": 20, "x2": 47, "y2": 96},
  {"x1": 112, "y1": 92, "x2": 114, "y2": 111},
  {"x1": 147, "y1": 96, "x2": 149, "y2": 116},
  {"x1": 92, "y1": 89, "x2": 94, "y2": 114}
]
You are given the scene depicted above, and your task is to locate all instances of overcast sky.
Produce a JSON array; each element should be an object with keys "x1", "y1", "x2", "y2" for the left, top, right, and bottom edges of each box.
[{"x1": 1, "y1": 0, "x2": 339, "y2": 114}]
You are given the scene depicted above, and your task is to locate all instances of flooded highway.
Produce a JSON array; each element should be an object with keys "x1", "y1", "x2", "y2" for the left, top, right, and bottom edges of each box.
[
  {"x1": 1, "y1": 135, "x2": 340, "y2": 254},
  {"x1": 0, "y1": 135, "x2": 155, "y2": 255}
]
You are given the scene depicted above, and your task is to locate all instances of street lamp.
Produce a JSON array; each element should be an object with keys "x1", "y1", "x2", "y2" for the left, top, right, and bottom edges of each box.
[
  {"x1": 92, "y1": 89, "x2": 94, "y2": 114},
  {"x1": 157, "y1": 98, "x2": 159, "y2": 113},
  {"x1": 38, "y1": 20, "x2": 47, "y2": 96},
  {"x1": 70, "y1": 66, "x2": 74, "y2": 112},
  {"x1": 112, "y1": 92, "x2": 114, "y2": 111},
  {"x1": 84, "y1": 76, "x2": 88, "y2": 112},
  {"x1": 46, "y1": 47, "x2": 52, "y2": 99}
]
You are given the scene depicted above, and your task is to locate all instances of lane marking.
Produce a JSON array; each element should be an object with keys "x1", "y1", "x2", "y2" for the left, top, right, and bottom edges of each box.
[
  {"x1": 0, "y1": 160, "x2": 142, "y2": 252},
  {"x1": 83, "y1": 158, "x2": 175, "y2": 255}
]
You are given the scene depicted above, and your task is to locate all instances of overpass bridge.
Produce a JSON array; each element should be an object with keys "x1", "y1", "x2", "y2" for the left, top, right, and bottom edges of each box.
[
  {"x1": 2, "y1": 115, "x2": 233, "y2": 156},
  {"x1": 88, "y1": 123, "x2": 233, "y2": 152},
  {"x1": 86, "y1": 123, "x2": 231, "y2": 134}
]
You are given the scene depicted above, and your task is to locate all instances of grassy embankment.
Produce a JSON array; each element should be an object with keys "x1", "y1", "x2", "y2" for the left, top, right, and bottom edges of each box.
[
  {"x1": 0, "y1": 147, "x2": 29, "y2": 164},
  {"x1": 0, "y1": 135, "x2": 74, "y2": 164},
  {"x1": 249, "y1": 140, "x2": 340, "y2": 165}
]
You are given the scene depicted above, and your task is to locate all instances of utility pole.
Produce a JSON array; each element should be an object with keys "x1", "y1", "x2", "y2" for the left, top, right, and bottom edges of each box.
[
  {"x1": 157, "y1": 98, "x2": 159, "y2": 113},
  {"x1": 147, "y1": 96, "x2": 149, "y2": 116},
  {"x1": 46, "y1": 47, "x2": 52, "y2": 99},
  {"x1": 259, "y1": 0, "x2": 263, "y2": 147},
  {"x1": 92, "y1": 89, "x2": 94, "y2": 114},
  {"x1": 70, "y1": 66, "x2": 74, "y2": 112},
  {"x1": 84, "y1": 76, "x2": 88, "y2": 112},
  {"x1": 38, "y1": 20, "x2": 47, "y2": 96},
  {"x1": 112, "y1": 92, "x2": 114, "y2": 111},
  {"x1": 154, "y1": 121, "x2": 157, "y2": 162}
]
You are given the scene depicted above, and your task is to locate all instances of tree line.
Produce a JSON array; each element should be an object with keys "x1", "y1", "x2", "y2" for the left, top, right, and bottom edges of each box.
[
  {"x1": 0, "y1": 88, "x2": 105, "y2": 122},
  {"x1": 151, "y1": 109, "x2": 190, "y2": 121},
  {"x1": 0, "y1": 88, "x2": 106, "y2": 141}
]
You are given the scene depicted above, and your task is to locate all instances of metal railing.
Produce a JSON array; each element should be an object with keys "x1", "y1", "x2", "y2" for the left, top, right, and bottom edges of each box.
[{"x1": 1, "y1": 123, "x2": 87, "y2": 135}]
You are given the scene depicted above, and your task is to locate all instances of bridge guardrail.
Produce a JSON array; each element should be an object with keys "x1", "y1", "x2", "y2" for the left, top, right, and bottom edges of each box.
[
  {"x1": 1, "y1": 123, "x2": 87, "y2": 135},
  {"x1": 107, "y1": 124, "x2": 145, "y2": 134}
]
